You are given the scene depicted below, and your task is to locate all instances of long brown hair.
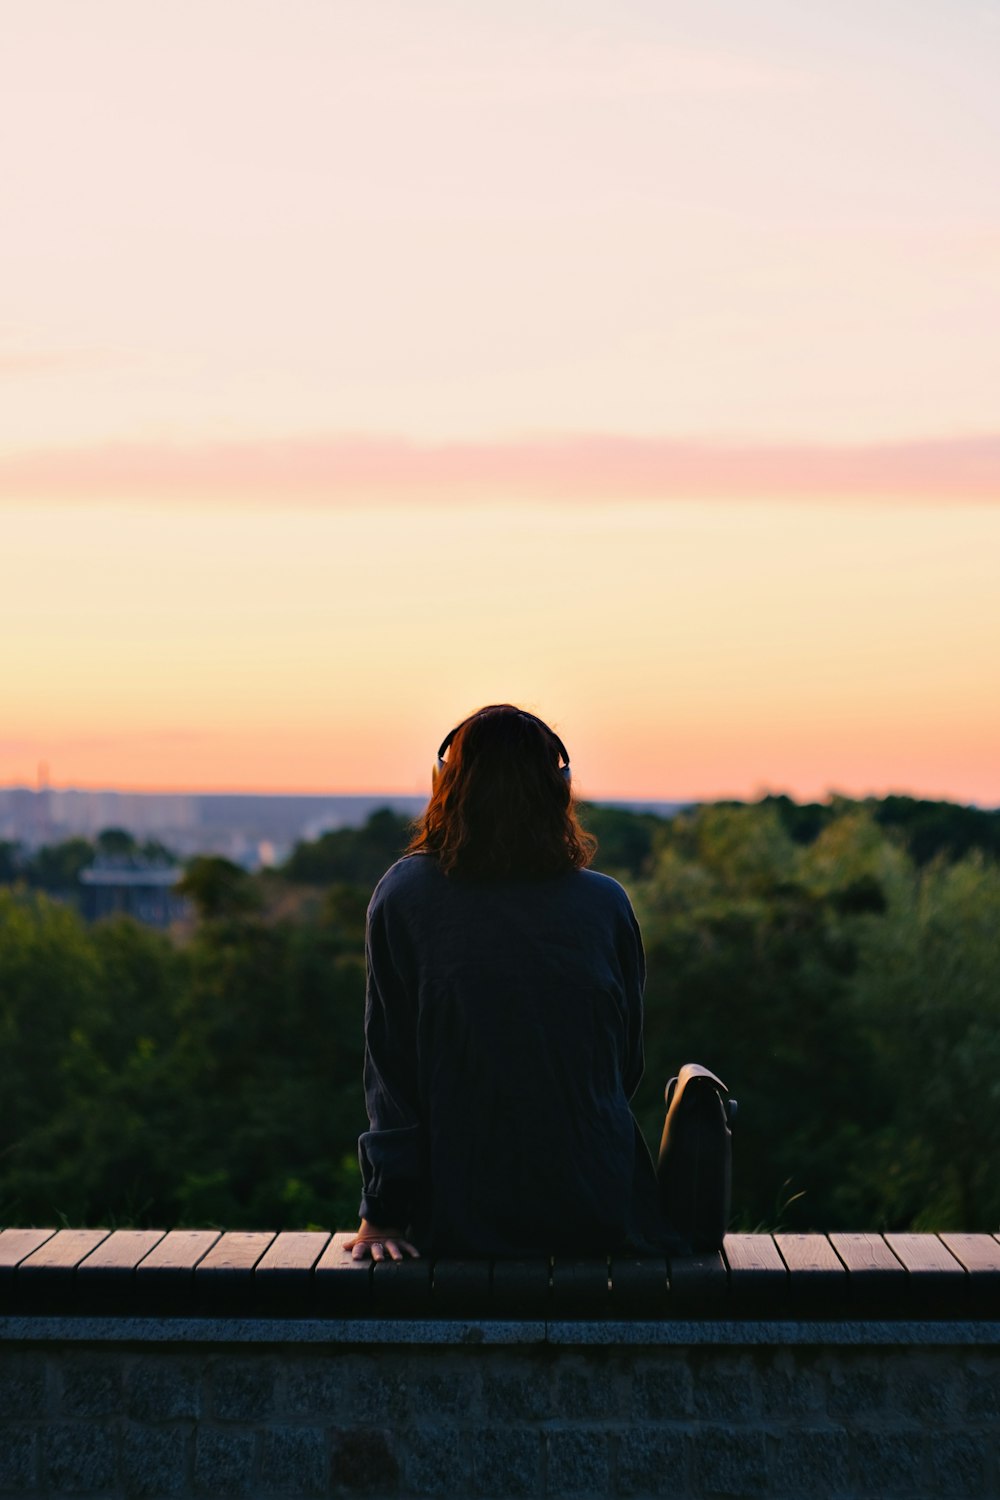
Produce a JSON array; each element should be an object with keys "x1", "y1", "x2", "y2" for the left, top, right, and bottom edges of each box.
[{"x1": 408, "y1": 705, "x2": 597, "y2": 879}]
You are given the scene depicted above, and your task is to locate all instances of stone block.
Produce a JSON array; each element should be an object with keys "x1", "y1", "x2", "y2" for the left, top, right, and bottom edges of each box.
[
  {"x1": 470, "y1": 1428, "x2": 540, "y2": 1496},
  {"x1": 852, "y1": 1431, "x2": 925, "y2": 1495},
  {"x1": 58, "y1": 1354, "x2": 122, "y2": 1418},
  {"x1": 44, "y1": 1423, "x2": 118, "y2": 1492},
  {"x1": 259, "y1": 1425, "x2": 327, "y2": 1494},
  {"x1": 0, "y1": 1428, "x2": 37, "y2": 1490},
  {"x1": 891, "y1": 1361, "x2": 960, "y2": 1425},
  {"x1": 331, "y1": 1428, "x2": 400, "y2": 1494},
  {"x1": 400, "y1": 1427, "x2": 470, "y2": 1496},
  {"x1": 211, "y1": 1358, "x2": 277, "y2": 1422},
  {"x1": 964, "y1": 1361, "x2": 1000, "y2": 1420},
  {"x1": 194, "y1": 1428, "x2": 256, "y2": 1496},
  {"x1": 691, "y1": 1354, "x2": 759, "y2": 1423},
  {"x1": 483, "y1": 1361, "x2": 552, "y2": 1422},
  {"x1": 408, "y1": 1367, "x2": 481, "y2": 1422},
  {"x1": 694, "y1": 1428, "x2": 768, "y2": 1497},
  {"x1": 0, "y1": 1355, "x2": 47, "y2": 1418},
  {"x1": 630, "y1": 1361, "x2": 693, "y2": 1421},
  {"x1": 284, "y1": 1358, "x2": 350, "y2": 1419},
  {"x1": 771, "y1": 1428, "x2": 850, "y2": 1494},
  {"x1": 927, "y1": 1432, "x2": 990, "y2": 1496},
  {"x1": 616, "y1": 1428, "x2": 688, "y2": 1496},
  {"x1": 341, "y1": 1358, "x2": 409, "y2": 1425},
  {"x1": 825, "y1": 1362, "x2": 887, "y2": 1420},
  {"x1": 755, "y1": 1352, "x2": 823, "y2": 1419},
  {"x1": 545, "y1": 1430, "x2": 610, "y2": 1497},
  {"x1": 556, "y1": 1359, "x2": 623, "y2": 1422},
  {"x1": 120, "y1": 1423, "x2": 188, "y2": 1496},
  {"x1": 128, "y1": 1358, "x2": 203, "y2": 1421}
]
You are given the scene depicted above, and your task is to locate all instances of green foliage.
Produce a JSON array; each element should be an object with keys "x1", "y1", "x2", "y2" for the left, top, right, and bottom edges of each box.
[
  {"x1": 27, "y1": 837, "x2": 94, "y2": 893},
  {"x1": 576, "y1": 803, "x2": 660, "y2": 878},
  {"x1": 175, "y1": 856, "x2": 260, "y2": 920},
  {"x1": 281, "y1": 807, "x2": 412, "y2": 885},
  {"x1": 0, "y1": 799, "x2": 998, "y2": 1232},
  {"x1": 95, "y1": 827, "x2": 138, "y2": 856},
  {"x1": 871, "y1": 794, "x2": 1000, "y2": 866},
  {"x1": 0, "y1": 842, "x2": 24, "y2": 883}
]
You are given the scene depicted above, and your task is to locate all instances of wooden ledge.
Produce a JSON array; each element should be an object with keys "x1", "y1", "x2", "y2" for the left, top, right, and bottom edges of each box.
[{"x1": 2, "y1": 1228, "x2": 999, "y2": 1321}]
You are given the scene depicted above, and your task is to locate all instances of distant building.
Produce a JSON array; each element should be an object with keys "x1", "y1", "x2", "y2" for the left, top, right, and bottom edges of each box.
[{"x1": 78, "y1": 861, "x2": 190, "y2": 927}]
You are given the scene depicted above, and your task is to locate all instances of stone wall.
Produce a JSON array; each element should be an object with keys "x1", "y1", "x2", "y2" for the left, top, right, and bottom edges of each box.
[{"x1": 1, "y1": 1321, "x2": 998, "y2": 1497}]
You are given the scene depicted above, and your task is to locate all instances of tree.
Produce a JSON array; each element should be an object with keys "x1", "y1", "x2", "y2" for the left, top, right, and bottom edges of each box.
[
  {"x1": 0, "y1": 841, "x2": 23, "y2": 884},
  {"x1": 281, "y1": 808, "x2": 412, "y2": 886},
  {"x1": 96, "y1": 827, "x2": 138, "y2": 857},
  {"x1": 27, "y1": 837, "x2": 94, "y2": 892},
  {"x1": 175, "y1": 857, "x2": 260, "y2": 921}
]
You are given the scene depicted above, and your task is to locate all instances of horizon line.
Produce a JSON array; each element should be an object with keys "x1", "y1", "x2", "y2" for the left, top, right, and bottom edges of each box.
[{"x1": 3, "y1": 780, "x2": 996, "y2": 811}]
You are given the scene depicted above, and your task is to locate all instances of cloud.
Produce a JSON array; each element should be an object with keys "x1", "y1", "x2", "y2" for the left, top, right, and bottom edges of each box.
[{"x1": 1, "y1": 432, "x2": 998, "y2": 505}]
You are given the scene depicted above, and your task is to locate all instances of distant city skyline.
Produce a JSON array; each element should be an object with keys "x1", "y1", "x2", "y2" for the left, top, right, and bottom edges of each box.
[{"x1": 0, "y1": 784, "x2": 690, "y2": 871}]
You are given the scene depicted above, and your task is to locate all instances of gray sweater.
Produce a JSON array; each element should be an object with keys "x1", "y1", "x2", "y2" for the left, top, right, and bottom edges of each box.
[{"x1": 358, "y1": 853, "x2": 674, "y2": 1255}]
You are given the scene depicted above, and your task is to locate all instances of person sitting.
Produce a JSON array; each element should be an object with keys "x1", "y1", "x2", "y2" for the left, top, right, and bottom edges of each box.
[{"x1": 346, "y1": 705, "x2": 719, "y2": 1263}]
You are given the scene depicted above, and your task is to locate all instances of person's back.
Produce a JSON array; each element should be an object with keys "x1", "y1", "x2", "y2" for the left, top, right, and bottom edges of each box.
[
  {"x1": 350, "y1": 705, "x2": 676, "y2": 1262},
  {"x1": 362, "y1": 852, "x2": 662, "y2": 1254}
]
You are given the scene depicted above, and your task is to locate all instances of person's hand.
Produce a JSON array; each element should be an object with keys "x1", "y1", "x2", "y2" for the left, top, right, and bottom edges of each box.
[{"x1": 345, "y1": 1219, "x2": 420, "y2": 1262}]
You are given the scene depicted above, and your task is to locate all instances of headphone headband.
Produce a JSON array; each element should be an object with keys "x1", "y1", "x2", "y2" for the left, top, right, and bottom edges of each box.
[{"x1": 436, "y1": 710, "x2": 571, "y2": 781}]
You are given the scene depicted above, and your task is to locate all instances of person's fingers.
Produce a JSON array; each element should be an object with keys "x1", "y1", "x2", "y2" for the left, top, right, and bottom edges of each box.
[
  {"x1": 383, "y1": 1240, "x2": 420, "y2": 1260},
  {"x1": 346, "y1": 1233, "x2": 420, "y2": 1262}
]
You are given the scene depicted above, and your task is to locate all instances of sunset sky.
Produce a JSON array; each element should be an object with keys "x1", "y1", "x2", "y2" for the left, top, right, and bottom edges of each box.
[{"x1": 3, "y1": 0, "x2": 999, "y2": 802}]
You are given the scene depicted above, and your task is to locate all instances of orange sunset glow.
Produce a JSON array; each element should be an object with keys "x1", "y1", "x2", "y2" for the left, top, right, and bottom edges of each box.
[{"x1": 3, "y1": 2, "x2": 999, "y2": 805}]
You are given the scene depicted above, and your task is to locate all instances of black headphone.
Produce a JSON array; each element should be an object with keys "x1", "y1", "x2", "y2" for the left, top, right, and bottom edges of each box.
[{"x1": 435, "y1": 709, "x2": 571, "y2": 783}]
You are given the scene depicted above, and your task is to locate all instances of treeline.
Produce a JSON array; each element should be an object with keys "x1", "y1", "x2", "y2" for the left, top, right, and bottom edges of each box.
[
  {"x1": 0, "y1": 827, "x2": 177, "y2": 897},
  {"x1": 1, "y1": 795, "x2": 998, "y2": 1232}
]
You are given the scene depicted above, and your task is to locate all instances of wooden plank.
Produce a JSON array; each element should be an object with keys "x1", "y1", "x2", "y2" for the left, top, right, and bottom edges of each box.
[
  {"x1": 0, "y1": 1228, "x2": 58, "y2": 1280},
  {"x1": 15, "y1": 1229, "x2": 111, "y2": 1310},
  {"x1": 432, "y1": 1259, "x2": 492, "y2": 1316},
  {"x1": 77, "y1": 1230, "x2": 166, "y2": 1274},
  {"x1": 883, "y1": 1233, "x2": 965, "y2": 1285},
  {"x1": 135, "y1": 1230, "x2": 222, "y2": 1312},
  {"x1": 669, "y1": 1250, "x2": 728, "y2": 1309},
  {"x1": 829, "y1": 1233, "x2": 908, "y2": 1306},
  {"x1": 254, "y1": 1231, "x2": 330, "y2": 1312},
  {"x1": 76, "y1": 1230, "x2": 166, "y2": 1311},
  {"x1": 491, "y1": 1258, "x2": 551, "y2": 1316},
  {"x1": 939, "y1": 1234, "x2": 1000, "y2": 1313},
  {"x1": 724, "y1": 1234, "x2": 786, "y2": 1278},
  {"x1": 255, "y1": 1231, "x2": 329, "y2": 1275},
  {"x1": 17, "y1": 1228, "x2": 110, "y2": 1272},
  {"x1": 883, "y1": 1234, "x2": 967, "y2": 1316},
  {"x1": 136, "y1": 1229, "x2": 222, "y2": 1275},
  {"x1": 313, "y1": 1231, "x2": 373, "y2": 1315},
  {"x1": 939, "y1": 1233, "x2": 1000, "y2": 1281},
  {"x1": 550, "y1": 1258, "x2": 609, "y2": 1317},
  {"x1": 724, "y1": 1234, "x2": 786, "y2": 1309},
  {"x1": 774, "y1": 1234, "x2": 847, "y2": 1310},
  {"x1": 371, "y1": 1255, "x2": 432, "y2": 1313},
  {"x1": 609, "y1": 1256, "x2": 669, "y2": 1316},
  {"x1": 196, "y1": 1232, "x2": 275, "y2": 1312}
]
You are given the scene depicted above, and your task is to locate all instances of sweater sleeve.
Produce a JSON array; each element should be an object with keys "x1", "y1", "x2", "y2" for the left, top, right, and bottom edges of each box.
[
  {"x1": 357, "y1": 890, "x2": 422, "y2": 1227},
  {"x1": 619, "y1": 895, "x2": 648, "y2": 1100}
]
